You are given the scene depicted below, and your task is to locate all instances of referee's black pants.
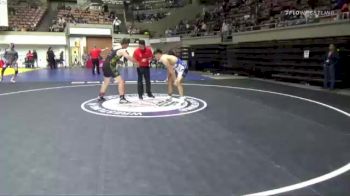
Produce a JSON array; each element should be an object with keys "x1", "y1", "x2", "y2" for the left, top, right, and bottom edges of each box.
[
  {"x1": 137, "y1": 67, "x2": 152, "y2": 97},
  {"x1": 92, "y1": 58, "x2": 100, "y2": 75}
]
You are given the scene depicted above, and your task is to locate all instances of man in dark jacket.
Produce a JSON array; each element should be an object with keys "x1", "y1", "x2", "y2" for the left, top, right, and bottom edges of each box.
[
  {"x1": 33, "y1": 50, "x2": 38, "y2": 67},
  {"x1": 323, "y1": 44, "x2": 339, "y2": 89},
  {"x1": 47, "y1": 47, "x2": 56, "y2": 69}
]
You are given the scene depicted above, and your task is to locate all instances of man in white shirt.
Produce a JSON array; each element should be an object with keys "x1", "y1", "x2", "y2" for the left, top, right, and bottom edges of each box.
[
  {"x1": 222, "y1": 20, "x2": 229, "y2": 35},
  {"x1": 113, "y1": 17, "x2": 122, "y2": 33}
]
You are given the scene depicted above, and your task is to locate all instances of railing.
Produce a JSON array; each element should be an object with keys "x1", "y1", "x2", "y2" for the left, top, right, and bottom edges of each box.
[
  {"x1": 131, "y1": 0, "x2": 188, "y2": 11},
  {"x1": 174, "y1": 31, "x2": 221, "y2": 38}
]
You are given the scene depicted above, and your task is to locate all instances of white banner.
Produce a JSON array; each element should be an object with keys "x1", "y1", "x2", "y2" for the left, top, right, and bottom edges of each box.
[
  {"x1": 150, "y1": 37, "x2": 180, "y2": 44},
  {"x1": 165, "y1": 37, "x2": 181, "y2": 42},
  {"x1": 69, "y1": 28, "x2": 111, "y2": 36},
  {"x1": 0, "y1": 0, "x2": 8, "y2": 26},
  {"x1": 0, "y1": 34, "x2": 67, "y2": 45},
  {"x1": 149, "y1": 39, "x2": 161, "y2": 44}
]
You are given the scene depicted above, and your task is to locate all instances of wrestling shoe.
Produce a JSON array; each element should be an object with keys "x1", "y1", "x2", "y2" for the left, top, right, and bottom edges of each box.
[
  {"x1": 119, "y1": 98, "x2": 130, "y2": 104},
  {"x1": 179, "y1": 96, "x2": 186, "y2": 103},
  {"x1": 147, "y1": 93, "x2": 155, "y2": 98},
  {"x1": 166, "y1": 95, "x2": 173, "y2": 102},
  {"x1": 97, "y1": 97, "x2": 106, "y2": 102}
]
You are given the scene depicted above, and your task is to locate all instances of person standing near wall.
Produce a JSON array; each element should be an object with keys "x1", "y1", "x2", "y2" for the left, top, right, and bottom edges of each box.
[
  {"x1": 47, "y1": 47, "x2": 56, "y2": 69},
  {"x1": 113, "y1": 17, "x2": 122, "y2": 34},
  {"x1": 0, "y1": 43, "x2": 19, "y2": 83},
  {"x1": 221, "y1": 20, "x2": 229, "y2": 41},
  {"x1": 323, "y1": 44, "x2": 339, "y2": 90},
  {"x1": 33, "y1": 50, "x2": 38, "y2": 67},
  {"x1": 133, "y1": 40, "x2": 154, "y2": 100},
  {"x1": 26, "y1": 50, "x2": 34, "y2": 68},
  {"x1": 90, "y1": 45, "x2": 108, "y2": 75},
  {"x1": 59, "y1": 51, "x2": 65, "y2": 68},
  {"x1": 82, "y1": 52, "x2": 89, "y2": 68}
]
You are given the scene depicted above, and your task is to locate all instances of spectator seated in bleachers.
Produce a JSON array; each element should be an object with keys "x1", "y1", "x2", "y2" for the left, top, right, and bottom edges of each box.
[
  {"x1": 221, "y1": 20, "x2": 230, "y2": 36},
  {"x1": 128, "y1": 25, "x2": 140, "y2": 35},
  {"x1": 339, "y1": 1, "x2": 350, "y2": 18},
  {"x1": 108, "y1": 11, "x2": 116, "y2": 19},
  {"x1": 52, "y1": 6, "x2": 114, "y2": 32},
  {"x1": 131, "y1": 0, "x2": 185, "y2": 23},
  {"x1": 131, "y1": 0, "x2": 185, "y2": 11},
  {"x1": 166, "y1": 0, "x2": 347, "y2": 37},
  {"x1": 134, "y1": 11, "x2": 168, "y2": 23}
]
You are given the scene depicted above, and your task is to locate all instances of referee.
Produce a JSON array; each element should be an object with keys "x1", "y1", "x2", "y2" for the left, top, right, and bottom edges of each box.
[
  {"x1": 90, "y1": 45, "x2": 108, "y2": 75},
  {"x1": 133, "y1": 40, "x2": 154, "y2": 99}
]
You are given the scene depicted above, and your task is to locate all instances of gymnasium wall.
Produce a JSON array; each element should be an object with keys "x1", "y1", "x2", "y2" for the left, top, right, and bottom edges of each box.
[
  {"x1": 0, "y1": 29, "x2": 155, "y2": 68},
  {"x1": 0, "y1": 32, "x2": 68, "y2": 68},
  {"x1": 86, "y1": 37, "x2": 113, "y2": 59},
  {"x1": 0, "y1": 44, "x2": 67, "y2": 68},
  {"x1": 0, "y1": 32, "x2": 67, "y2": 45},
  {"x1": 181, "y1": 36, "x2": 221, "y2": 47}
]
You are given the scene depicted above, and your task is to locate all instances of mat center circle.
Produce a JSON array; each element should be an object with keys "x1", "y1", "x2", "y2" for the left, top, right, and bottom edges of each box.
[
  {"x1": 81, "y1": 93, "x2": 207, "y2": 118},
  {"x1": 102, "y1": 94, "x2": 188, "y2": 112}
]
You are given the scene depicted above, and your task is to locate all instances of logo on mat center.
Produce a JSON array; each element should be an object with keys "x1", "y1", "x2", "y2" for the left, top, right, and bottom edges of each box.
[{"x1": 81, "y1": 94, "x2": 207, "y2": 118}]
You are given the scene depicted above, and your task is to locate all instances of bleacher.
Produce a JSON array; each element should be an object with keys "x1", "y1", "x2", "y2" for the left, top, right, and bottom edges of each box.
[
  {"x1": 102, "y1": 0, "x2": 124, "y2": 6},
  {"x1": 6, "y1": 0, "x2": 47, "y2": 31},
  {"x1": 130, "y1": 0, "x2": 186, "y2": 23},
  {"x1": 173, "y1": 0, "x2": 341, "y2": 36},
  {"x1": 181, "y1": 36, "x2": 350, "y2": 87},
  {"x1": 181, "y1": 44, "x2": 228, "y2": 72},
  {"x1": 132, "y1": 0, "x2": 185, "y2": 10},
  {"x1": 56, "y1": 8, "x2": 113, "y2": 25}
]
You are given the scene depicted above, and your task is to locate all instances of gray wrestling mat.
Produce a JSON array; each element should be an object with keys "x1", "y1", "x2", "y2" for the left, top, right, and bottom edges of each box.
[{"x1": 0, "y1": 79, "x2": 349, "y2": 195}]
